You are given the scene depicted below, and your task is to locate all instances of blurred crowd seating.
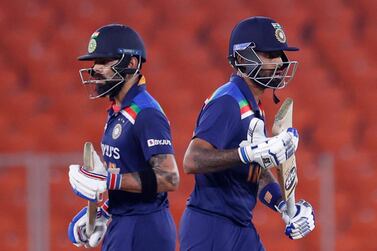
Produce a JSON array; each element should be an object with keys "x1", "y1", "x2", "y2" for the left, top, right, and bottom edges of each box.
[{"x1": 0, "y1": 0, "x2": 376, "y2": 250}]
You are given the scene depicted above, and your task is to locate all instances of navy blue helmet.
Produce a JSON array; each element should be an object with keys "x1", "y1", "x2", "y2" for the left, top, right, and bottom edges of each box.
[
  {"x1": 78, "y1": 24, "x2": 146, "y2": 62},
  {"x1": 228, "y1": 16, "x2": 299, "y2": 89},
  {"x1": 78, "y1": 24, "x2": 146, "y2": 99}
]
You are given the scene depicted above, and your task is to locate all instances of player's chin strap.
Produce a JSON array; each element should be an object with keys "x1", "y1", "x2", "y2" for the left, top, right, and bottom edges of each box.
[{"x1": 273, "y1": 89, "x2": 280, "y2": 104}]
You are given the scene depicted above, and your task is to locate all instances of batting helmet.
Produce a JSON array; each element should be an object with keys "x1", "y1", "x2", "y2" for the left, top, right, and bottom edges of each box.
[
  {"x1": 78, "y1": 24, "x2": 146, "y2": 99},
  {"x1": 228, "y1": 16, "x2": 299, "y2": 89},
  {"x1": 78, "y1": 24, "x2": 146, "y2": 62}
]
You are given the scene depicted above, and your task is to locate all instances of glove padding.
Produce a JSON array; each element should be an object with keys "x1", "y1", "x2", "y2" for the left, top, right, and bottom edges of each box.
[
  {"x1": 277, "y1": 200, "x2": 315, "y2": 240},
  {"x1": 69, "y1": 165, "x2": 107, "y2": 201},
  {"x1": 69, "y1": 147, "x2": 108, "y2": 201},
  {"x1": 238, "y1": 128, "x2": 299, "y2": 169},
  {"x1": 68, "y1": 203, "x2": 110, "y2": 248}
]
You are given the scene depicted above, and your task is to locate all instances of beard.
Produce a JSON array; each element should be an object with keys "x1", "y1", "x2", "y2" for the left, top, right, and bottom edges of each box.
[{"x1": 95, "y1": 80, "x2": 124, "y2": 99}]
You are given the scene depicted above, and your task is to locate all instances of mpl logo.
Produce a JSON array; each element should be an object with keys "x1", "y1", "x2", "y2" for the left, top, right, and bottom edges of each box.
[{"x1": 147, "y1": 139, "x2": 172, "y2": 147}]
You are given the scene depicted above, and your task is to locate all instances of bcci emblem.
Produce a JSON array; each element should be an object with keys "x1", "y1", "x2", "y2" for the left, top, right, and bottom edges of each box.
[
  {"x1": 112, "y1": 124, "x2": 122, "y2": 139},
  {"x1": 271, "y1": 23, "x2": 286, "y2": 43},
  {"x1": 88, "y1": 39, "x2": 97, "y2": 53},
  {"x1": 88, "y1": 31, "x2": 99, "y2": 53}
]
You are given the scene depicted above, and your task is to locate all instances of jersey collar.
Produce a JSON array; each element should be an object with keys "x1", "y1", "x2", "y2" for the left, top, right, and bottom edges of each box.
[
  {"x1": 109, "y1": 75, "x2": 146, "y2": 114},
  {"x1": 230, "y1": 74, "x2": 263, "y2": 119}
]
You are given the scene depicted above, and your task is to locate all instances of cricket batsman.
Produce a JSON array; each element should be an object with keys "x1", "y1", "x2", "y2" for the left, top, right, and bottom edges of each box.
[
  {"x1": 179, "y1": 16, "x2": 315, "y2": 250},
  {"x1": 67, "y1": 24, "x2": 179, "y2": 250}
]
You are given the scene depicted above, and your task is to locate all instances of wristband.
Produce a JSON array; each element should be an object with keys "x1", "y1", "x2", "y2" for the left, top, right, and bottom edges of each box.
[
  {"x1": 238, "y1": 146, "x2": 254, "y2": 164},
  {"x1": 259, "y1": 182, "x2": 283, "y2": 211},
  {"x1": 106, "y1": 172, "x2": 122, "y2": 190},
  {"x1": 139, "y1": 168, "x2": 157, "y2": 199}
]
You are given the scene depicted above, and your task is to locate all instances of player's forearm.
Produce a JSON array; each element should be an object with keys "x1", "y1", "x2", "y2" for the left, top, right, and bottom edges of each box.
[
  {"x1": 257, "y1": 169, "x2": 278, "y2": 195},
  {"x1": 258, "y1": 169, "x2": 283, "y2": 211},
  {"x1": 119, "y1": 154, "x2": 179, "y2": 193},
  {"x1": 150, "y1": 154, "x2": 180, "y2": 192},
  {"x1": 119, "y1": 172, "x2": 143, "y2": 193},
  {"x1": 183, "y1": 139, "x2": 241, "y2": 174}
]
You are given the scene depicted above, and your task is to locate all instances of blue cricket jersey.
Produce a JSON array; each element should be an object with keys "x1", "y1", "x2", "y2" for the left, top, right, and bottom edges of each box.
[
  {"x1": 101, "y1": 76, "x2": 174, "y2": 216},
  {"x1": 187, "y1": 75, "x2": 265, "y2": 226}
]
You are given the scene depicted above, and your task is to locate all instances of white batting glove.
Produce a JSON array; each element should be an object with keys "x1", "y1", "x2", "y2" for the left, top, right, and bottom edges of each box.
[
  {"x1": 238, "y1": 128, "x2": 299, "y2": 169},
  {"x1": 69, "y1": 148, "x2": 109, "y2": 201},
  {"x1": 277, "y1": 200, "x2": 315, "y2": 240},
  {"x1": 68, "y1": 201, "x2": 111, "y2": 248},
  {"x1": 69, "y1": 165, "x2": 123, "y2": 201},
  {"x1": 69, "y1": 165, "x2": 107, "y2": 202}
]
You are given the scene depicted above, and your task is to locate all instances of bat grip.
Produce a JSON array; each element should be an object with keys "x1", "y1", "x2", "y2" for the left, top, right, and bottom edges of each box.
[{"x1": 286, "y1": 195, "x2": 296, "y2": 218}]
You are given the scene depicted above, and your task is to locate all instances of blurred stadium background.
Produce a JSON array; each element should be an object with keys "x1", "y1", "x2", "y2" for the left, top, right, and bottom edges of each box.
[{"x1": 0, "y1": 0, "x2": 376, "y2": 250}]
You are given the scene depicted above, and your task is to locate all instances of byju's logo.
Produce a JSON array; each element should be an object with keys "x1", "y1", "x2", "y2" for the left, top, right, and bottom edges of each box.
[{"x1": 147, "y1": 139, "x2": 172, "y2": 147}]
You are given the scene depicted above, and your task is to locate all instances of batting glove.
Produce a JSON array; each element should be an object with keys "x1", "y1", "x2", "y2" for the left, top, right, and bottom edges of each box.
[
  {"x1": 68, "y1": 200, "x2": 111, "y2": 248},
  {"x1": 238, "y1": 128, "x2": 299, "y2": 169},
  {"x1": 69, "y1": 147, "x2": 123, "y2": 201},
  {"x1": 69, "y1": 165, "x2": 124, "y2": 201},
  {"x1": 277, "y1": 200, "x2": 315, "y2": 240},
  {"x1": 69, "y1": 165, "x2": 107, "y2": 202}
]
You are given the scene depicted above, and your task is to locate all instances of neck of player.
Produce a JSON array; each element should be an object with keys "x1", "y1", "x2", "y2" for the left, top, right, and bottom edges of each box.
[
  {"x1": 243, "y1": 77, "x2": 264, "y2": 103},
  {"x1": 114, "y1": 74, "x2": 140, "y2": 106}
]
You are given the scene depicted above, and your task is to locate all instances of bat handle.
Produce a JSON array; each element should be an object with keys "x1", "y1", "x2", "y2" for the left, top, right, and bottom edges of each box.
[{"x1": 286, "y1": 195, "x2": 296, "y2": 218}]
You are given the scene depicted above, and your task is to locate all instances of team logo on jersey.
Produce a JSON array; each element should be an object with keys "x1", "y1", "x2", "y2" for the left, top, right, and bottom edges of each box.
[
  {"x1": 112, "y1": 124, "x2": 122, "y2": 139},
  {"x1": 271, "y1": 23, "x2": 286, "y2": 43}
]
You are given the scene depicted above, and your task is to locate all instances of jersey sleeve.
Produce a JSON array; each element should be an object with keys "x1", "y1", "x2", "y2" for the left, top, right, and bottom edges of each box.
[
  {"x1": 133, "y1": 108, "x2": 174, "y2": 161},
  {"x1": 194, "y1": 95, "x2": 241, "y2": 149}
]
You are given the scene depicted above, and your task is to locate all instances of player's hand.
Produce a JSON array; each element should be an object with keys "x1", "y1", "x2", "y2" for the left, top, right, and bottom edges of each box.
[
  {"x1": 69, "y1": 164, "x2": 107, "y2": 201},
  {"x1": 238, "y1": 128, "x2": 299, "y2": 169},
  {"x1": 277, "y1": 200, "x2": 315, "y2": 240},
  {"x1": 68, "y1": 201, "x2": 111, "y2": 248},
  {"x1": 69, "y1": 147, "x2": 109, "y2": 201},
  {"x1": 69, "y1": 163, "x2": 123, "y2": 201}
]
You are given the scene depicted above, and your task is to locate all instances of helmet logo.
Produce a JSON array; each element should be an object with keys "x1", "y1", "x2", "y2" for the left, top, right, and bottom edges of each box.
[
  {"x1": 88, "y1": 32, "x2": 99, "y2": 53},
  {"x1": 88, "y1": 39, "x2": 97, "y2": 53},
  {"x1": 271, "y1": 23, "x2": 286, "y2": 43}
]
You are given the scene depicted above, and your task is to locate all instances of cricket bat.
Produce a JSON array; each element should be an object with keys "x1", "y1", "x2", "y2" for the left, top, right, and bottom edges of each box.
[
  {"x1": 83, "y1": 142, "x2": 98, "y2": 235},
  {"x1": 272, "y1": 98, "x2": 298, "y2": 218}
]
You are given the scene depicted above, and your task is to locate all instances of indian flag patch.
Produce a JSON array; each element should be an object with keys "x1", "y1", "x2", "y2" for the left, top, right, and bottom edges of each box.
[
  {"x1": 121, "y1": 103, "x2": 141, "y2": 124},
  {"x1": 239, "y1": 99, "x2": 252, "y2": 119}
]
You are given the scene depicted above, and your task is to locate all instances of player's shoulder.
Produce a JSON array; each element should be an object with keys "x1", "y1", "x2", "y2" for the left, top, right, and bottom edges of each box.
[
  {"x1": 121, "y1": 89, "x2": 166, "y2": 125},
  {"x1": 206, "y1": 81, "x2": 245, "y2": 106},
  {"x1": 133, "y1": 89, "x2": 164, "y2": 112},
  {"x1": 204, "y1": 82, "x2": 252, "y2": 120}
]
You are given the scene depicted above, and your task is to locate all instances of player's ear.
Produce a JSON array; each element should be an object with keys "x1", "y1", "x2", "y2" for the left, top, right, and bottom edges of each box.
[
  {"x1": 236, "y1": 54, "x2": 244, "y2": 64},
  {"x1": 128, "y1": 56, "x2": 139, "y2": 69}
]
